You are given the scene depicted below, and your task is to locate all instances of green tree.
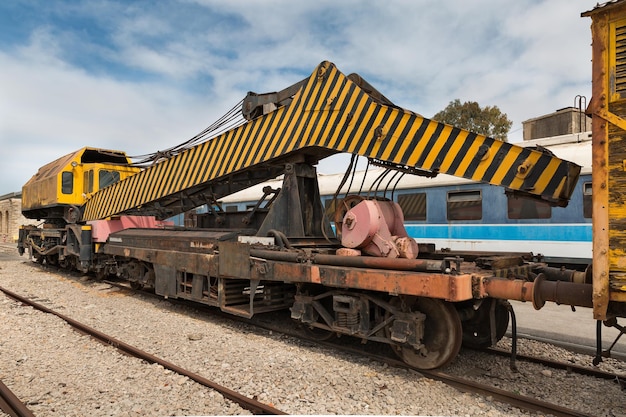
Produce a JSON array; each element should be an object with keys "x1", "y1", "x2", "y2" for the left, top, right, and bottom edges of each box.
[{"x1": 433, "y1": 99, "x2": 513, "y2": 141}]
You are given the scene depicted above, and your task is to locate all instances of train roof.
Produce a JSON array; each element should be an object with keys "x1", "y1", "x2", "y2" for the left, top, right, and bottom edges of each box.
[
  {"x1": 582, "y1": 0, "x2": 626, "y2": 16},
  {"x1": 219, "y1": 132, "x2": 591, "y2": 204},
  {"x1": 24, "y1": 147, "x2": 133, "y2": 186}
]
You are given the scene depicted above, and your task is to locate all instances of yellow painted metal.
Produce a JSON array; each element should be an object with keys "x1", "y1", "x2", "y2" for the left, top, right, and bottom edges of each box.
[
  {"x1": 584, "y1": 1, "x2": 626, "y2": 319},
  {"x1": 82, "y1": 61, "x2": 581, "y2": 222},
  {"x1": 21, "y1": 147, "x2": 140, "y2": 215},
  {"x1": 611, "y1": 291, "x2": 626, "y2": 302},
  {"x1": 609, "y1": 17, "x2": 626, "y2": 102},
  {"x1": 596, "y1": 109, "x2": 626, "y2": 131}
]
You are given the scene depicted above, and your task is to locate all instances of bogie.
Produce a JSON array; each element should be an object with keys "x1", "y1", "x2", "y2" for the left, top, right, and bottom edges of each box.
[{"x1": 291, "y1": 289, "x2": 463, "y2": 369}]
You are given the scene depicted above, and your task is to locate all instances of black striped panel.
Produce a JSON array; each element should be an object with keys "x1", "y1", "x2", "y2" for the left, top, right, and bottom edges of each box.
[{"x1": 82, "y1": 61, "x2": 581, "y2": 220}]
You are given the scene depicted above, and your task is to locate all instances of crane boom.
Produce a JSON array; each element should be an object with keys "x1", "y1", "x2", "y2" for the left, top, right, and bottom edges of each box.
[{"x1": 82, "y1": 61, "x2": 580, "y2": 221}]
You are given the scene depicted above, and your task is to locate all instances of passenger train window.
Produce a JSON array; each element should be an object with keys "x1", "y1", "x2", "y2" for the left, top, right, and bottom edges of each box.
[
  {"x1": 99, "y1": 170, "x2": 120, "y2": 189},
  {"x1": 447, "y1": 190, "x2": 482, "y2": 220},
  {"x1": 583, "y1": 182, "x2": 592, "y2": 218},
  {"x1": 398, "y1": 193, "x2": 426, "y2": 221},
  {"x1": 61, "y1": 172, "x2": 73, "y2": 194},
  {"x1": 507, "y1": 196, "x2": 551, "y2": 219}
]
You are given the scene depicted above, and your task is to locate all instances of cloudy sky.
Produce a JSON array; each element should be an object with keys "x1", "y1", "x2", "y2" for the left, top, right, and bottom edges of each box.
[{"x1": 0, "y1": 0, "x2": 595, "y2": 195}]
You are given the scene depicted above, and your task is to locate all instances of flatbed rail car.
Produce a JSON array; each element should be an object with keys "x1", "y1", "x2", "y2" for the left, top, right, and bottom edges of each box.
[{"x1": 19, "y1": 59, "x2": 596, "y2": 370}]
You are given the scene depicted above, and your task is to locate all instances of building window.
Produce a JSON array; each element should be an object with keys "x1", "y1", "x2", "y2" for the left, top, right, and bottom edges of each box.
[
  {"x1": 507, "y1": 195, "x2": 551, "y2": 219},
  {"x1": 61, "y1": 172, "x2": 73, "y2": 194},
  {"x1": 397, "y1": 193, "x2": 427, "y2": 221},
  {"x1": 583, "y1": 182, "x2": 592, "y2": 219},
  {"x1": 447, "y1": 190, "x2": 482, "y2": 221}
]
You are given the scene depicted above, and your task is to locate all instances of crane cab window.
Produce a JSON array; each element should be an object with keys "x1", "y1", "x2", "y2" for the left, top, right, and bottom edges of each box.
[
  {"x1": 61, "y1": 172, "x2": 73, "y2": 194},
  {"x1": 83, "y1": 170, "x2": 94, "y2": 194},
  {"x1": 447, "y1": 190, "x2": 482, "y2": 220},
  {"x1": 583, "y1": 182, "x2": 592, "y2": 218},
  {"x1": 397, "y1": 193, "x2": 427, "y2": 221},
  {"x1": 507, "y1": 195, "x2": 551, "y2": 219},
  {"x1": 99, "y1": 170, "x2": 120, "y2": 190}
]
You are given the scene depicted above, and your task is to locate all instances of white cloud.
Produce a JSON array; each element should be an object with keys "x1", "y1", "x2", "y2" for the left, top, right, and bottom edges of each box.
[
  {"x1": 0, "y1": 35, "x2": 219, "y2": 193},
  {"x1": 0, "y1": 0, "x2": 596, "y2": 193}
]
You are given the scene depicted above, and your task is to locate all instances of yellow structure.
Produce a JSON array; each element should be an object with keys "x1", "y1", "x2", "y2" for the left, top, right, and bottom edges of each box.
[
  {"x1": 583, "y1": 1, "x2": 626, "y2": 319},
  {"x1": 22, "y1": 147, "x2": 140, "y2": 223}
]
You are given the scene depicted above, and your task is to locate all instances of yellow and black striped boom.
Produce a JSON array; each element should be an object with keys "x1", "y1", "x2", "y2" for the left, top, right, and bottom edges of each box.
[{"x1": 82, "y1": 61, "x2": 581, "y2": 221}]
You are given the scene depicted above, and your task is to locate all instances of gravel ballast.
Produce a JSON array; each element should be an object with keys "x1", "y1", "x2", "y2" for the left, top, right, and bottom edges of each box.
[{"x1": 0, "y1": 244, "x2": 624, "y2": 416}]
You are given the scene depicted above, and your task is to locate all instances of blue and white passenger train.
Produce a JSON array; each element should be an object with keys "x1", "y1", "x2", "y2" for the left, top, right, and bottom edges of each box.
[{"x1": 211, "y1": 132, "x2": 592, "y2": 268}]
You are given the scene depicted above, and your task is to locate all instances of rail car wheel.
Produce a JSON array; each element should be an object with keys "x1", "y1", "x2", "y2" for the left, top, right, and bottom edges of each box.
[
  {"x1": 130, "y1": 281, "x2": 144, "y2": 290},
  {"x1": 94, "y1": 267, "x2": 108, "y2": 280},
  {"x1": 46, "y1": 254, "x2": 59, "y2": 266},
  {"x1": 387, "y1": 296, "x2": 462, "y2": 369},
  {"x1": 58, "y1": 255, "x2": 76, "y2": 270},
  {"x1": 461, "y1": 298, "x2": 510, "y2": 349},
  {"x1": 33, "y1": 252, "x2": 44, "y2": 264}
]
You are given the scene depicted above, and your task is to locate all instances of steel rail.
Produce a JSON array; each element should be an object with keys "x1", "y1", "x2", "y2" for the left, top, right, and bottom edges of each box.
[
  {"x1": 234, "y1": 315, "x2": 601, "y2": 417},
  {"x1": 301, "y1": 335, "x2": 599, "y2": 417},
  {"x1": 484, "y1": 346, "x2": 625, "y2": 380},
  {"x1": 0, "y1": 285, "x2": 287, "y2": 415},
  {"x1": 41, "y1": 272, "x2": 619, "y2": 416},
  {"x1": 0, "y1": 379, "x2": 35, "y2": 417},
  {"x1": 102, "y1": 277, "x2": 611, "y2": 417}
]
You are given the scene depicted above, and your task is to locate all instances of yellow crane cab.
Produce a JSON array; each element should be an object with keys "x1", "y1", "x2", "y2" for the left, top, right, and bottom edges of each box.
[{"x1": 21, "y1": 147, "x2": 140, "y2": 224}]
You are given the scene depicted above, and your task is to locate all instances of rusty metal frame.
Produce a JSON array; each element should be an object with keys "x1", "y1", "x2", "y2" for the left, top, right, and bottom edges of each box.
[{"x1": 589, "y1": 9, "x2": 612, "y2": 320}]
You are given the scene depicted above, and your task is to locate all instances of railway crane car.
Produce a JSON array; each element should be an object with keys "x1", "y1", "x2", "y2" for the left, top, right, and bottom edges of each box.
[{"x1": 19, "y1": 47, "x2": 614, "y2": 369}]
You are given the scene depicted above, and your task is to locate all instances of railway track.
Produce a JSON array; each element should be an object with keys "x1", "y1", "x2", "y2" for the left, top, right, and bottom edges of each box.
[
  {"x1": 3, "y1": 260, "x2": 623, "y2": 415},
  {"x1": 248, "y1": 316, "x2": 620, "y2": 417},
  {"x1": 0, "y1": 378, "x2": 35, "y2": 417},
  {"x1": 484, "y1": 346, "x2": 624, "y2": 381},
  {"x1": 0, "y1": 285, "x2": 286, "y2": 416},
  {"x1": 101, "y1": 278, "x2": 623, "y2": 417}
]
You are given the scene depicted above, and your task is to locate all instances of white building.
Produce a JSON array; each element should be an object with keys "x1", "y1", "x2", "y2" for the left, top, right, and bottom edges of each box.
[{"x1": 0, "y1": 192, "x2": 36, "y2": 243}]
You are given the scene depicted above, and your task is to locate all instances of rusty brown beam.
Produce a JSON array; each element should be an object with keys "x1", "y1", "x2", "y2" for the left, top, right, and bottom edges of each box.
[
  {"x1": 0, "y1": 379, "x2": 35, "y2": 417},
  {"x1": 479, "y1": 275, "x2": 593, "y2": 310}
]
